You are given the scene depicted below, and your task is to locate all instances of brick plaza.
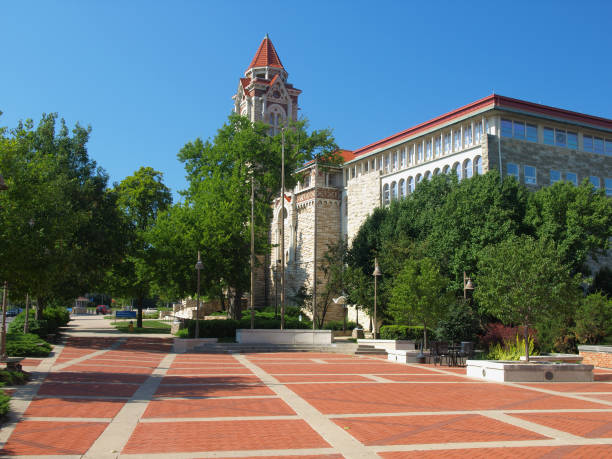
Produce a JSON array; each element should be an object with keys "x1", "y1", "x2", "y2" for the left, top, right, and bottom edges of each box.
[{"x1": 2, "y1": 320, "x2": 612, "y2": 457}]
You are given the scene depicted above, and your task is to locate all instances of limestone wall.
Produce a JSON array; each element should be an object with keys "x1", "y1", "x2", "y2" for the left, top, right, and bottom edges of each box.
[{"x1": 346, "y1": 170, "x2": 381, "y2": 243}]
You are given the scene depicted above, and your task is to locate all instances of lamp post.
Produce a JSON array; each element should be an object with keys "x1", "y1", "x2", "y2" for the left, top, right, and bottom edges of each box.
[
  {"x1": 0, "y1": 174, "x2": 7, "y2": 359},
  {"x1": 274, "y1": 259, "x2": 280, "y2": 319},
  {"x1": 463, "y1": 271, "x2": 474, "y2": 300},
  {"x1": 280, "y1": 127, "x2": 286, "y2": 330},
  {"x1": 195, "y1": 251, "x2": 203, "y2": 339},
  {"x1": 372, "y1": 258, "x2": 382, "y2": 339},
  {"x1": 250, "y1": 174, "x2": 255, "y2": 329}
]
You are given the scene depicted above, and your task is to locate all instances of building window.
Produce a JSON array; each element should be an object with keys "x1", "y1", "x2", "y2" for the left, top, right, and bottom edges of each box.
[
  {"x1": 565, "y1": 172, "x2": 578, "y2": 186},
  {"x1": 444, "y1": 133, "x2": 451, "y2": 153},
  {"x1": 555, "y1": 130, "x2": 566, "y2": 147},
  {"x1": 408, "y1": 177, "x2": 414, "y2": 193},
  {"x1": 501, "y1": 119, "x2": 513, "y2": 138},
  {"x1": 475, "y1": 122, "x2": 483, "y2": 143},
  {"x1": 524, "y1": 165, "x2": 537, "y2": 185},
  {"x1": 425, "y1": 140, "x2": 432, "y2": 160},
  {"x1": 371, "y1": 159, "x2": 376, "y2": 171},
  {"x1": 550, "y1": 170, "x2": 561, "y2": 184},
  {"x1": 383, "y1": 184, "x2": 390, "y2": 205},
  {"x1": 443, "y1": 165, "x2": 450, "y2": 174},
  {"x1": 416, "y1": 173, "x2": 422, "y2": 183},
  {"x1": 583, "y1": 135, "x2": 594, "y2": 152},
  {"x1": 590, "y1": 176, "x2": 600, "y2": 189},
  {"x1": 543, "y1": 127, "x2": 555, "y2": 145},
  {"x1": 364, "y1": 161, "x2": 369, "y2": 173},
  {"x1": 409, "y1": 145, "x2": 415, "y2": 164},
  {"x1": 453, "y1": 130, "x2": 461, "y2": 150},
  {"x1": 383, "y1": 155, "x2": 389, "y2": 172},
  {"x1": 401, "y1": 149, "x2": 406, "y2": 167},
  {"x1": 567, "y1": 132, "x2": 578, "y2": 149},
  {"x1": 526, "y1": 124, "x2": 537, "y2": 142},
  {"x1": 393, "y1": 152, "x2": 398, "y2": 170},
  {"x1": 417, "y1": 143, "x2": 423, "y2": 162},
  {"x1": 453, "y1": 162, "x2": 461, "y2": 181},
  {"x1": 606, "y1": 139, "x2": 612, "y2": 156},
  {"x1": 391, "y1": 182, "x2": 397, "y2": 200},
  {"x1": 399, "y1": 179, "x2": 405, "y2": 198},
  {"x1": 464, "y1": 125, "x2": 473, "y2": 147},
  {"x1": 507, "y1": 163, "x2": 519, "y2": 180},
  {"x1": 435, "y1": 137, "x2": 441, "y2": 156},
  {"x1": 605, "y1": 178, "x2": 612, "y2": 196},
  {"x1": 464, "y1": 159, "x2": 473, "y2": 179},
  {"x1": 513, "y1": 122, "x2": 525, "y2": 139},
  {"x1": 475, "y1": 156, "x2": 483, "y2": 175},
  {"x1": 594, "y1": 137, "x2": 604, "y2": 154},
  {"x1": 424, "y1": 171, "x2": 431, "y2": 181}
]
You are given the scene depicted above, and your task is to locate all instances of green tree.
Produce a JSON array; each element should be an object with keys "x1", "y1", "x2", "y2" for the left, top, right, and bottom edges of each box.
[
  {"x1": 474, "y1": 235, "x2": 580, "y2": 361},
  {"x1": 173, "y1": 114, "x2": 338, "y2": 319},
  {"x1": 106, "y1": 167, "x2": 172, "y2": 327},
  {"x1": 573, "y1": 292, "x2": 612, "y2": 345},
  {"x1": 389, "y1": 257, "x2": 451, "y2": 349},
  {"x1": 0, "y1": 113, "x2": 126, "y2": 311}
]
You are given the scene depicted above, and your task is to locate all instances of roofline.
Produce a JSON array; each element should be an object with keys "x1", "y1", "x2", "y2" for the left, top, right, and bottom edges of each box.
[{"x1": 349, "y1": 94, "x2": 612, "y2": 160}]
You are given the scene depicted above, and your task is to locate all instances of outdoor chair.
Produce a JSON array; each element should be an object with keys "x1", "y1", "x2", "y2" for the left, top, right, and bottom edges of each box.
[
  {"x1": 458, "y1": 341, "x2": 474, "y2": 366},
  {"x1": 428, "y1": 341, "x2": 450, "y2": 366}
]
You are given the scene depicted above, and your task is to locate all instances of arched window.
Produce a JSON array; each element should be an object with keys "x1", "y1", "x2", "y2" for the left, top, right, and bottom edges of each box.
[
  {"x1": 443, "y1": 165, "x2": 450, "y2": 174},
  {"x1": 424, "y1": 171, "x2": 431, "y2": 181},
  {"x1": 268, "y1": 105, "x2": 286, "y2": 135},
  {"x1": 464, "y1": 159, "x2": 473, "y2": 179},
  {"x1": 383, "y1": 184, "x2": 390, "y2": 205},
  {"x1": 391, "y1": 182, "x2": 397, "y2": 201},
  {"x1": 475, "y1": 156, "x2": 483, "y2": 175},
  {"x1": 408, "y1": 177, "x2": 414, "y2": 193},
  {"x1": 433, "y1": 168, "x2": 440, "y2": 176},
  {"x1": 416, "y1": 173, "x2": 422, "y2": 183},
  {"x1": 453, "y1": 162, "x2": 461, "y2": 180},
  {"x1": 399, "y1": 179, "x2": 406, "y2": 198}
]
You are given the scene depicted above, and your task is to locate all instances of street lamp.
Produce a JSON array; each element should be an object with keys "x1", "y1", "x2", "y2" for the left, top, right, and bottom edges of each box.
[
  {"x1": 0, "y1": 175, "x2": 7, "y2": 359},
  {"x1": 195, "y1": 251, "x2": 203, "y2": 339},
  {"x1": 274, "y1": 259, "x2": 280, "y2": 319},
  {"x1": 463, "y1": 271, "x2": 474, "y2": 300},
  {"x1": 372, "y1": 258, "x2": 382, "y2": 339}
]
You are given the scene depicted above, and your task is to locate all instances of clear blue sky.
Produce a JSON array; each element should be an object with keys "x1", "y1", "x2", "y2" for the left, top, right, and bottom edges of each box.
[{"x1": 2, "y1": 1, "x2": 611, "y2": 199}]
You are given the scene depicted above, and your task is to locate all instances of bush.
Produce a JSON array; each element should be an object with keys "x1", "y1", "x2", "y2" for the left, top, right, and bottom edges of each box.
[
  {"x1": 379, "y1": 325, "x2": 433, "y2": 341},
  {"x1": 5, "y1": 332, "x2": 52, "y2": 357},
  {"x1": 487, "y1": 334, "x2": 538, "y2": 360},
  {"x1": 435, "y1": 301, "x2": 481, "y2": 344},
  {"x1": 322, "y1": 320, "x2": 357, "y2": 331},
  {"x1": 43, "y1": 306, "x2": 70, "y2": 329},
  {"x1": 480, "y1": 323, "x2": 537, "y2": 351},
  {"x1": 0, "y1": 370, "x2": 30, "y2": 386},
  {"x1": 179, "y1": 315, "x2": 311, "y2": 339},
  {"x1": 8, "y1": 306, "x2": 69, "y2": 339},
  {"x1": 0, "y1": 390, "x2": 9, "y2": 419},
  {"x1": 574, "y1": 292, "x2": 612, "y2": 345}
]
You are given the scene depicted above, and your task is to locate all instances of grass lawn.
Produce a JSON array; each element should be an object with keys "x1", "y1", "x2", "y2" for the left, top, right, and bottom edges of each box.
[{"x1": 111, "y1": 320, "x2": 171, "y2": 334}]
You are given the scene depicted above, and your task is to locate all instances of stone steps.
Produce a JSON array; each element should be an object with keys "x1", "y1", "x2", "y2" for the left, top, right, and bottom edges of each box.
[
  {"x1": 191, "y1": 342, "x2": 359, "y2": 355},
  {"x1": 354, "y1": 344, "x2": 388, "y2": 356}
]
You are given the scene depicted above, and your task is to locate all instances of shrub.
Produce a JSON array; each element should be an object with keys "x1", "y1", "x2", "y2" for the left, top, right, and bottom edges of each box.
[
  {"x1": 435, "y1": 301, "x2": 481, "y2": 343},
  {"x1": 0, "y1": 390, "x2": 9, "y2": 419},
  {"x1": 379, "y1": 325, "x2": 433, "y2": 341},
  {"x1": 43, "y1": 306, "x2": 70, "y2": 328},
  {"x1": 5, "y1": 332, "x2": 52, "y2": 357},
  {"x1": 180, "y1": 315, "x2": 311, "y2": 339},
  {"x1": 480, "y1": 323, "x2": 537, "y2": 350},
  {"x1": 322, "y1": 321, "x2": 357, "y2": 331},
  {"x1": 574, "y1": 292, "x2": 612, "y2": 345},
  {"x1": 0, "y1": 370, "x2": 30, "y2": 386},
  {"x1": 8, "y1": 314, "x2": 49, "y2": 339},
  {"x1": 487, "y1": 334, "x2": 538, "y2": 361}
]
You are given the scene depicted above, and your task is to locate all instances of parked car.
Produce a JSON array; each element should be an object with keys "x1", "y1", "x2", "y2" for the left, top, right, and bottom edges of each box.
[
  {"x1": 6, "y1": 307, "x2": 23, "y2": 317},
  {"x1": 96, "y1": 305, "x2": 110, "y2": 315}
]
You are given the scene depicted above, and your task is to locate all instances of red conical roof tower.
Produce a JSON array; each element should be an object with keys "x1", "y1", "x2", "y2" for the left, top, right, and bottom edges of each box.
[{"x1": 248, "y1": 34, "x2": 284, "y2": 70}]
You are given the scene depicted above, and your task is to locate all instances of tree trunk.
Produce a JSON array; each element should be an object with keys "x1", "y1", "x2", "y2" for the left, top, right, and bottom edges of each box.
[
  {"x1": 423, "y1": 321, "x2": 428, "y2": 351},
  {"x1": 229, "y1": 288, "x2": 242, "y2": 320},
  {"x1": 137, "y1": 297, "x2": 143, "y2": 328},
  {"x1": 524, "y1": 323, "x2": 529, "y2": 362},
  {"x1": 24, "y1": 293, "x2": 30, "y2": 334},
  {"x1": 36, "y1": 297, "x2": 43, "y2": 320}
]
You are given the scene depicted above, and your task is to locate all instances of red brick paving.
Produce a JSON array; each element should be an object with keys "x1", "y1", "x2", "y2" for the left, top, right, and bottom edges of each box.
[
  {"x1": 523, "y1": 382, "x2": 612, "y2": 392},
  {"x1": 60, "y1": 364, "x2": 153, "y2": 374},
  {"x1": 166, "y1": 367, "x2": 253, "y2": 375},
  {"x1": 287, "y1": 382, "x2": 608, "y2": 414},
  {"x1": 379, "y1": 374, "x2": 468, "y2": 382},
  {"x1": 510, "y1": 411, "x2": 612, "y2": 438},
  {"x1": 154, "y1": 384, "x2": 274, "y2": 398},
  {"x1": 257, "y1": 363, "x2": 437, "y2": 374},
  {"x1": 380, "y1": 445, "x2": 612, "y2": 458},
  {"x1": 274, "y1": 374, "x2": 372, "y2": 382},
  {"x1": 582, "y1": 393, "x2": 612, "y2": 403},
  {"x1": 37, "y1": 382, "x2": 139, "y2": 397},
  {"x1": 45, "y1": 371, "x2": 149, "y2": 384},
  {"x1": 143, "y1": 397, "x2": 295, "y2": 418},
  {"x1": 24, "y1": 397, "x2": 125, "y2": 418},
  {"x1": 0, "y1": 421, "x2": 108, "y2": 455},
  {"x1": 213, "y1": 456, "x2": 343, "y2": 459},
  {"x1": 122, "y1": 419, "x2": 330, "y2": 453},
  {"x1": 161, "y1": 375, "x2": 262, "y2": 385},
  {"x1": 334, "y1": 414, "x2": 546, "y2": 445}
]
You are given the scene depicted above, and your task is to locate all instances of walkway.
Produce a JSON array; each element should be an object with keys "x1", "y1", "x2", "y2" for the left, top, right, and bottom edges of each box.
[{"x1": 2, "y1": 316, "x2": 612, "y2": 457}]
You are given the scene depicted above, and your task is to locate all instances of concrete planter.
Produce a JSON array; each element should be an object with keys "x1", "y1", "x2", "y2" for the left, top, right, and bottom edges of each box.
[
  {"x1": 236, "y1": 329, "x2": 332, "y2": 345},
  {"x1": 578, "y1": 345, "x2": 612, "y2": 369},
  {"x1": 519, "y1": 354, "x2": 583, "y2": 363},
  {"x1": 466, "y1": 359, "x2": 593, "y2": 382},
  {"x1": 387, "y1": 350, "x2": 421, "y2": 363},
  {"x1": 357, "y1": 339, "x2": 416, "y2": 352},
  {"x1": 173, "y1": 338, "x2": 218, "y2": 353}
]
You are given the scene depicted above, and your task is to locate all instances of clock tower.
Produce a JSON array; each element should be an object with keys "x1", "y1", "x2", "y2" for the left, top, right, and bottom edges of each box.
[{"x1": 233, "y1": 35, "x2": 301, "y2": 133}]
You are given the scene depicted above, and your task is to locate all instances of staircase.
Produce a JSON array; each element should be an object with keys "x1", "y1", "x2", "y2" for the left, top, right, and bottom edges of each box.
[
  {"x1": 354, "y1": 343, "x2": 388, "y2": 356},
  {"x1": 189, "y1": 341, "x2": 359, "y2": 355}
]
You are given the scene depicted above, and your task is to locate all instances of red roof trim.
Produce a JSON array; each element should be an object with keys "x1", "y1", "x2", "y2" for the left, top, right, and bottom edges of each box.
[
  {"x1": 351, "y1": 94, "x2": 612, "y2": 159},
  {"x1": 248, "y1": 36, "x2": 284, "y2": 71}
]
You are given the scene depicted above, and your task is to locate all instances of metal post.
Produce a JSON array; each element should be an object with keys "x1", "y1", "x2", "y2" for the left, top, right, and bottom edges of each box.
[
  {"x1": 274, "y1": 263, "x2": 278, "y2": 319},
  {"x1": 1, "y1": 282, "x2": 8, "y2": 359},
  {"x1": 280, "y1": 127, "x2": 286, "y2": 330},
  {"x1": 24, "y1": 293, "x2": 30, "y2": 334},
  {"x1": 373, "y1": 275, "x2": 377, "y2": 340},
  {"x1": 250, "y1": 175, "x2": 255, "y2": 329},
  {"x1": 313, "y1": 164, "x2": 317, "y2": 330},
  {"x1": 372, "y1": 258, "x2": 381, "y2": 340}
]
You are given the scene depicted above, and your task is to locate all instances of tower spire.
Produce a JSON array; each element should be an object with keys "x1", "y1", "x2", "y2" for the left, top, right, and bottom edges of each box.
[{"x1": 248, "y1": 34, "x2": 284, "y2": 70}]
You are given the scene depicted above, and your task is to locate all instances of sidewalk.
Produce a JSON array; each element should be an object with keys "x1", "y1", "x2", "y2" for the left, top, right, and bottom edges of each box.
[{"x1": 1, "y1": 316, "x2": 612, "y2": 458}]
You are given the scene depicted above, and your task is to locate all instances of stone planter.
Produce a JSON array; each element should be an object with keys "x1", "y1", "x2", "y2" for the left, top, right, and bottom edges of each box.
[
  {"x1": 236, "y1": 329, "x2": 333, "y2": 345},
  {"x1": 466, "y1": 360, "x2": 593, "y2": 382},
  {"x1": 387, "y1": 350, "x2": 422, "y2": 363},
  {"x1": 173, "y1": 338, "x2": 218, "y2": 353},
  {"x1": 578, "y1": 345, "x2": 612, "y2": 369},
  {"x1": 357, "y1": 339, "x2": 416, "y2": 352}
]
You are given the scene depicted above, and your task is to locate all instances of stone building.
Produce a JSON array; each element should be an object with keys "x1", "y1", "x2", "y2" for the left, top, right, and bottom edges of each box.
[{"x1": 236, "y1": 37, "x2": 612, "y2": 327}]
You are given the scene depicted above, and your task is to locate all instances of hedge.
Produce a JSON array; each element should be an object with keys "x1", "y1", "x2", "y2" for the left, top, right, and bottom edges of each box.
[
  {"x1": 0, "y1": 390, "x2": 9, "y2": 419},
  {"x1": 322, "y1": 320, "x2": 357, "y2": 331},
  {"x1": 180, "y1": 316, "x2": 310, "y2": 339},
  {"x1": 379, "y1": 325, "x2": 433, "y2": 341},
  {"x1": 8, "y1": 306, "x2": 70, "y2": 339},
  {"x1": 6, "y1": 332, "x2": 52, "y2": 357}
]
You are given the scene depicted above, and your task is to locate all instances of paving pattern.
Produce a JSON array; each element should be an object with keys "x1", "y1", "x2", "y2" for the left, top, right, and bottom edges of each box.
[{"x1": 2, "y1": 318, "x2": 612, "y2": 458}]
